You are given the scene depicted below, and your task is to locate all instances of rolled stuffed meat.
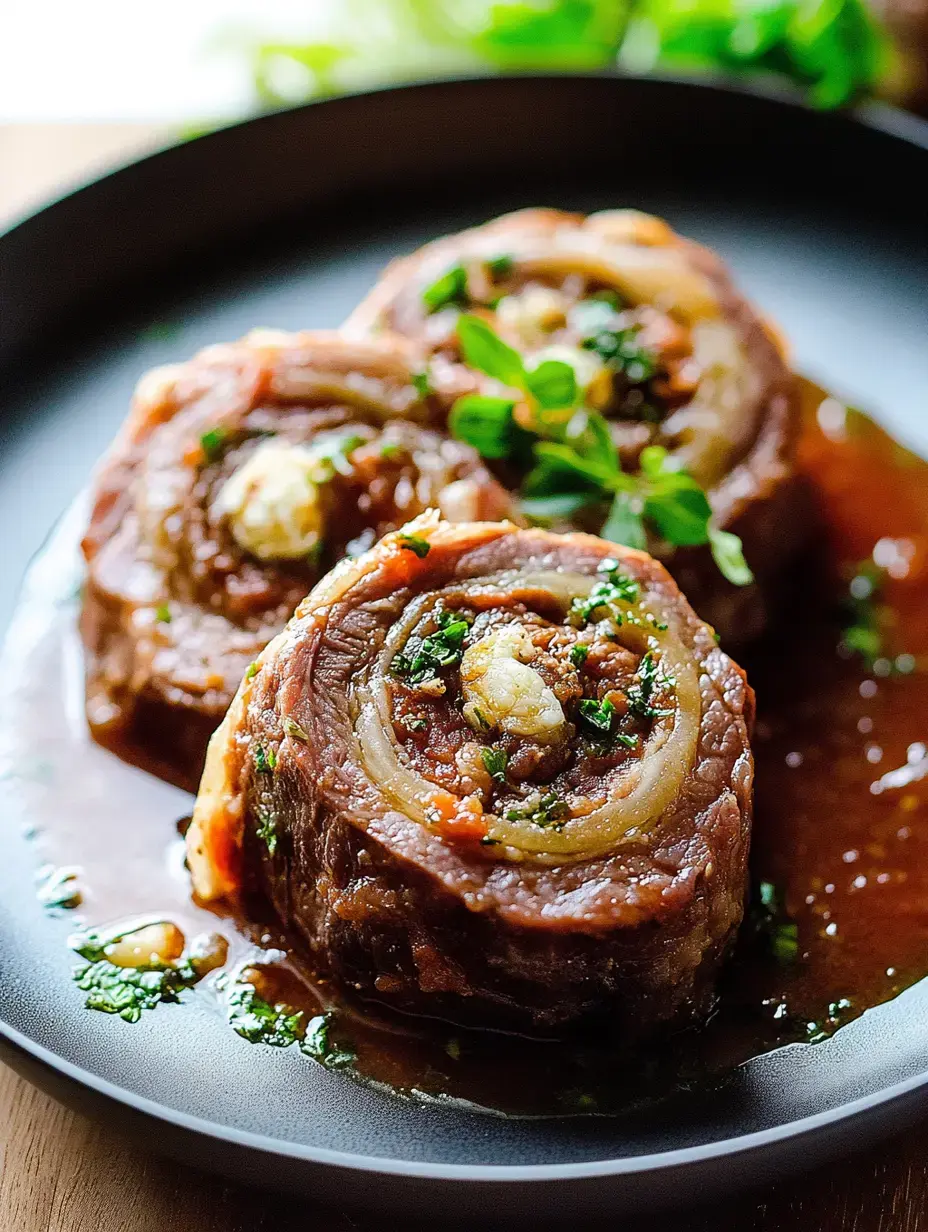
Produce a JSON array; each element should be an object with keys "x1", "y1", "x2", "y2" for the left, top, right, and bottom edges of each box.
[
  {"x1": 81, "y1": 331, "x2": 514, "y2": 791},
  {"x1": 188, "y1": 517, "x2": 754, "y2": 1037},
  {"x1": 345, "y1": 208, "x2": 805, "y2": 642}
]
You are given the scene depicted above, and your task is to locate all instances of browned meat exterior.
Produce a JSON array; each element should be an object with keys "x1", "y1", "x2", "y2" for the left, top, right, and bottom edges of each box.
[
  {"x1": 345, "y1": 208, "x2": 807, "y2": 644},
  {"x1": 81, "y1": 331, "x2": 514, "y2": 791},
  {"x1": 188, "y1": 519, "x2": 754, "y2": 1037}
]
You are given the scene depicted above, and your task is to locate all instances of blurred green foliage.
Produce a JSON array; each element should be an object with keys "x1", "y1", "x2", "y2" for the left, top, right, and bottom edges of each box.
[{"x1": 243, "y1": 0, "x2": 891, "y2": 111}]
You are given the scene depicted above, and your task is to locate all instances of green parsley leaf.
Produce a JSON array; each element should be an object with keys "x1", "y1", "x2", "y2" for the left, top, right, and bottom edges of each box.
[
  {"x1": 626, "y1": 651, "x2": 675, "y2": 720},
  {"x1": 519, "y1": 492, "x2": 598, "y2": 524},
  {"x1": 254, "y1": 744, "x2": 277, "y2": 773},
  {"x1": 412, "y1": 370, "x2": 432, "y2": 398},
  {"x1": 570, "y1": 560, "x2": 641, "y2": 624},
  {"x1": 255, "y1": 806, "x2": 279, "y2": 855},
  {"x1": 301, "y1": 1011, "x2": 355, "y2": 1068},
  {"x1": 449, "y1": 394, "x2": 517, "y2": 459},
  {"x1": 481, "y1": 747, "x2": 509, "y2": 783},
  {"x1": 392, "y1": 610, "x2": 471, "y2": 685},
  {"x1": 423, "y1": 264, "x2": 468, "y2": 312},
  {"x1": 504, "y1": 791, "x2": 569, "y2": 829},
  {"x1": 758, "y1": 879, "x2": 780, "y2": 913},
  {"x1": 227, "y1": 981, "x2": 303, "y2": 1047},
  {"x1": 155, "y1": 603, "x2": 172, "y2": 623},
  {"x1": 644, "y1": 475, "x2": 713, "y2": 546},
  {"x1": 569, "y1": 643, "x2": 590, "y2": 669},
  {"x1": 771, "y1": 921, "x2": 799, "y2": 964},
  {"x1": 578, "y1": 696, "x2": 616, "y2": 733},
  {"x1": 524, "y1": 358, "x2": 578, "y2": 410},
  {"x1": 74, "y1": 960, "x2": 194, "y2": 1023},
  {"x1": 226, "y1": 979, "x2": 355, "y2": 1068},
  {"x1": 581, "y1": 323, "x2": 657, "y2": 383},
  {"x1": 601, "y1": 490, "x2": 647, "y2": 549},
  {"x1": 245, "y1": 661, "x2": 259, "y2": 680},
  {"x1": 709, "y1": 526, "x2": 755, "y2": 586},
  {"x1": 456, "y1": 314, "x2": 526, "y2": 387},
  {"x1": 397, "y1": 533, "x2": 431, "y2": 558},
  {"x1": 200, "y1": 426, "x2": 229, "y2": 463},
  {"x1": 486, "y1": 254, "x2": 514, "y2": 279}
]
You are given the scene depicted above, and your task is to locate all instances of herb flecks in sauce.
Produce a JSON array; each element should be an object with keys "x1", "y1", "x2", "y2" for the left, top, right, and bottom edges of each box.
[
  {"x1": 70, "y1": 924, "x2": 198, "y2": 1023},
  {"x1": 226, "y1": 974, "x2": 354, "y2": 1068}
]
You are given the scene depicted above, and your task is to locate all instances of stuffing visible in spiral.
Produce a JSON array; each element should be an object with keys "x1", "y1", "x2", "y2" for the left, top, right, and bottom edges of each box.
[
  {"x1": 345, "y1": 208, "x2": 809, "y2": 644},
  {"x1": 187, "y1": 517, "x2": 754, "y2": 1037},
  {"x1": 80, "y1": 331, "x2": 513, "y2": 790}
]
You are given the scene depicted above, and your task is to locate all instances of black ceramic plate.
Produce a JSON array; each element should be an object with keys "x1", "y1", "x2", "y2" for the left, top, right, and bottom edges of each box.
[{"x1": 2, "y1": 74, "x2": 928, "y2": 1221}]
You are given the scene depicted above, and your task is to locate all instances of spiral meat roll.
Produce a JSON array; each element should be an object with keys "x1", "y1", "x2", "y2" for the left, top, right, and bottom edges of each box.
[
  {"x1": 346, "y1": 208, "x2": 806, "y2": 642},
  {"x1": 188, "y1": 517, "x2": 754, "y2": 1037},
  {"x1": 81, "y1": 331, "x2": 514, "y2": 791}
]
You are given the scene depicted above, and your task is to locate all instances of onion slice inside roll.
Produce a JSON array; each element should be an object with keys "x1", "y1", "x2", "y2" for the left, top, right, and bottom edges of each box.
[{"x1": 355, "y1": 568, "x2": 700, "y2": 861}]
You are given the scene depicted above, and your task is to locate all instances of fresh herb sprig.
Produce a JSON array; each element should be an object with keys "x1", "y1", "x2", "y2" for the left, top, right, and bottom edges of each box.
[{"x1": 448, "y1": 315, "x2": 752, "y2": 587}]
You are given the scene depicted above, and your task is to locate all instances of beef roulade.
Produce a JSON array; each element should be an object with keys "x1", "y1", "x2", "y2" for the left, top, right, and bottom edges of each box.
[
  {"x1": 81, "y1": 331, "x2": 514, "y2": 791},
  {"x1": 345, "y1": 208, "x2": 806, "y2": 642},
  {"x1": 187, "y1": 516, "x2": 754, "y2": 1037}
]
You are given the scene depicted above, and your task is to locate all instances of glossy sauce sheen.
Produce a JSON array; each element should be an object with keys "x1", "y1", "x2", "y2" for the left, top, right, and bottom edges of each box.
[{"x1": 4, "y1": 380, "x2": 928, "y2": 1116}]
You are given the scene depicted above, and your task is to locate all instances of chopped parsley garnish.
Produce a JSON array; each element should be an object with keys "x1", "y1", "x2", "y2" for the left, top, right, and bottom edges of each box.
[
  {"x1": 448, "y1": 316, "x2": 751, "y2": 587},
  {"x1": 70, "y1": 932, "x2": 197, "y2": 1023},
  {"x1": 570, "y1": 559, "x2": 640, "y2": 625},
  {"x1": 283, "y1": 717, "x2": 309, "y2": 742},
  {"x1": 379, "y1": 441, "x2": 403, "y2": 459},
  {"x1": 752, "y1": 879, "x2": 800, "y2": 965},
  {"x1": 200, "y1": 426, "x2": 229, "y2": 463},
  {"x1": 227, "y1": 979, "x2": 354, "y2": 1068},
  {"x1": 255, "y1": 806, "x2": 279, "y2": 855},
  {"x1": 839, "y1": 560, "x2": 905, "y2": 668},
  {"x1": 155, "y1": 603, "x2": 171, "y2": 623},
  {"x1": 412, "y1": 370, "x2": 432, "y2": 398},
  {"x1": 569, "y1": 643, "x2": 590, "y2": 669},
  {"x1": 581, "y1": 323, "x2": 657, "y2": 384},
  {"x1": 481, "y1": 746, "x2": 508, "y2": 784},
  {"x1": 505, "y1": 791, "x2": 570, "y2": 830},
  {"x1": 245, "y1": 661, "x2": 259, "y2": 680},
  {"x1": 422, "y1": 264, "x2": 468, "y2": 312},
  {"x1": 771, "y1": 921, "x2": 799, "y2": 964},
  {"x1": 578, "y1": 696, "x2": 615, "y2": 733},
  {"x1": 397, "y1": 532, "x2": 431, "y2": 558},
  {"x1": 576, "y1": 698, "x2": 638, "y2": 747},
  {"x1": 626, "y1": 651, "x2": 674, "y2": 720},
  {"x1": 406, "y1": 716, "x2": 428, "y2": 732},
  {"x1": 392, "y1": 609, "x2": 471, "y2": 685},
  {"x1": 486, "y1": 254, "x2": 514, "y2": 278},
  {"x1": 254, "y1": 744, "x2": 277, "y2": 773},
  {"x1": 301, "y1": 1011, "x2": 355, "y2": 1067},
  {"x1": 227, "y1": 980, "x2": 303, "y2": 1047},
  {"x1": 74, "y1": 960, "x2": 196, "y2": 1022}
]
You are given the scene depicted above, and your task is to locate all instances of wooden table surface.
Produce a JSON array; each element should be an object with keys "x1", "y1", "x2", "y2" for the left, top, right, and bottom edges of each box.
[{"x1": 3, "y1": 123, "x2": 928, "y2": 1232}]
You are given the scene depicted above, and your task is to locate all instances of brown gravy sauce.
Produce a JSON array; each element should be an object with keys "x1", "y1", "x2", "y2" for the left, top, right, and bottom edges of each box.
[{"x1": 4, "y1": 378, "x2": 928, "y2": 1117}]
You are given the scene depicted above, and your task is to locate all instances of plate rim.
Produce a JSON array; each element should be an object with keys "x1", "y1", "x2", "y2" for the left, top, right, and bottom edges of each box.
[
  {"x1": 1, "y1": 68, "x2": 927, "y2": 246},
  {"x1": 3, "y1": 68, "x2": 928, "y2": 1188}
]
